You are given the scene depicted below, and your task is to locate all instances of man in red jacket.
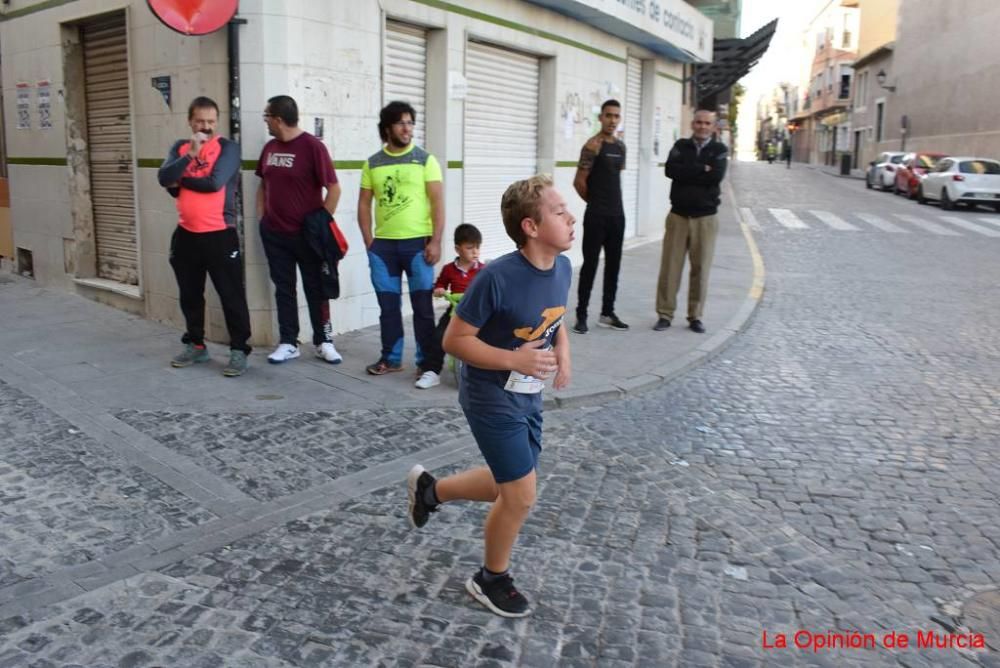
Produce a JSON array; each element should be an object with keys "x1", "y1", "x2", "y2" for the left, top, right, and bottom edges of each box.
[{"x1": 158, "y1": 96, "x2": 251, "y2": 376}]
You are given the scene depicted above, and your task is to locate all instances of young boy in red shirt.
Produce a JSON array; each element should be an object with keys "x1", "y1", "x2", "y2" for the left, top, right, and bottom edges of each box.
[{"x1": 415, "y1": 224, "x2": 485, "y2": 389}]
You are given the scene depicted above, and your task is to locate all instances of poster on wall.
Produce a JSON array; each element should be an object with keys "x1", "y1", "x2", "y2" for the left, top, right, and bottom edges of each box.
[
  {"x1": 37, "y1": 81, "x2": 52, "y2": 129},
  {"x1": 16, "y1": 83, "x2": 31, "y2": 130}
]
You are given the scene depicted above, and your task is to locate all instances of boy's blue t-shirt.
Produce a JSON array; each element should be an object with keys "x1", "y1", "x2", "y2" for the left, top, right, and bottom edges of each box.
[{"x1": 455, "y1": 250, "x2": 572, "y2": 415}]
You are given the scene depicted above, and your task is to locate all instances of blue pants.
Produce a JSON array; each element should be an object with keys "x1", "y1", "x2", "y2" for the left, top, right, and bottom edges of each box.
[{"x1": 367, "y1": 238, "x2": 436, "y2": 367}]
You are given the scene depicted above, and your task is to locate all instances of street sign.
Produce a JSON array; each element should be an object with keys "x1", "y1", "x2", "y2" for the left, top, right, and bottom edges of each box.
[{"x1": 147, "y1": 0, "x2": 238, "y2": 36}]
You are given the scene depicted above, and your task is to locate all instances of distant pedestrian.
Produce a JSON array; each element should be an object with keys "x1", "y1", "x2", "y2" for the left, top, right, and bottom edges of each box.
[
  {"x1": 416, "y1": 224, "x2": 486, "y2": 389},
  {"x1": 571, "y1": 99, "x2": 629, "y2": 334},
  {"x1": 654, "y1": 109, "x2": 729, "y2": 334},
  {"x1": 158, "y1": 96, "x2": 252, "y2": 377},
  {"x1": 406, "y1": 175, "x2": 573, "y2": 618},
  {"x1": 766, "y1": 142, "x2": 776, "y2": 164},
  {"x1": 256, "y1": 95, "x2": 344, "y2": 365},
  {"x1": 784, "y1": 142, "x2": 792, "y2": 168},
  {"x1": 357, "y1": 101, "x2": 445, "y2": 378}
]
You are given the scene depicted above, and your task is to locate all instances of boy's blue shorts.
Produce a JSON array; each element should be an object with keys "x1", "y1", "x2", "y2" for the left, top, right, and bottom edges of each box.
[{"x1": 463, "y1": 410, "x2": 542, "y2": 484}]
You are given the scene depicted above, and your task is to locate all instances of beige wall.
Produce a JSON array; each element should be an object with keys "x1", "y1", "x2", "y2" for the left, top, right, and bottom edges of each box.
[
  {"x1": 856, "y1": 0, "x2": 898, "y2": 58},
  {"x1": 886, "y1": 0, "x2": 1000, "y2": 159}
]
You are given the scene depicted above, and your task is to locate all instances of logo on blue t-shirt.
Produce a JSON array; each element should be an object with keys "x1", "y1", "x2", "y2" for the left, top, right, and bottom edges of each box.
[{"x1": 513, "y1": 306, "x2": 565, "y2": 342}]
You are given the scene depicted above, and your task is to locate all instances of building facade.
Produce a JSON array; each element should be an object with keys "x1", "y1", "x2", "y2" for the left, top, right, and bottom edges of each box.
[
  {"x1": 0, "y1": 0, "x2": 711, "y2": 345},
  {"x1": 847, "y1": 0, "x2": 898, "y2": 169},
  {"x1": 787, "y1": 0, "x2": 858, "y2": 166},
  {"x1": 873, "y1": 0, "x2": 1000, "y2": 160}
]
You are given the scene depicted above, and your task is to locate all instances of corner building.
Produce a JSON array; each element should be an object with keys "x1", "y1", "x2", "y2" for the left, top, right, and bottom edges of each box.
[{"x1": 0, "y1": 0, "x2": 712, "y2": 344}]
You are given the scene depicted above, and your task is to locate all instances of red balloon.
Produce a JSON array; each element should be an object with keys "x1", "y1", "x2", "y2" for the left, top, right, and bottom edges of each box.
[{"x1": 147, "y1": 0, "x2": 239, "y2": 36}]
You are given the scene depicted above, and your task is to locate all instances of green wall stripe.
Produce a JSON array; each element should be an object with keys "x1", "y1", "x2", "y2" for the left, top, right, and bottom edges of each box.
[
  {"x1": 134, "y1": 159, "x2": 371, "y2": 171},
  {"x1": 0, "y1": 0, "x2": 78, "y2": 21},
  {"x1": 13, "y1": 157, "x2": 581, "y2": 170},
  {"x1": 410, "y1": 0, "x2": 626, "y2": 63},
  {"x1": 657, "y1": 71, "x2": 684, "y2": 83},
  {"x1": 7, "y1": 157, "x2": 67, "y2": 166}
]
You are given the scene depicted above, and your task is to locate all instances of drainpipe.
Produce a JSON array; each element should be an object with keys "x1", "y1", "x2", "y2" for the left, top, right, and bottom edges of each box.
[{"x1": 227, "y1": 15, "x2": 248, "y2": 256}]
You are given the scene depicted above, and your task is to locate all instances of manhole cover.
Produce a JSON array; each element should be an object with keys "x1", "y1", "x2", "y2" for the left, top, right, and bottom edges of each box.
[
  {"x1": 254, "y1": 394, "x2": 284, "y2": 401},
  {"x1": 962, "y1": 590, "x2": 1000, "y2": 650}
]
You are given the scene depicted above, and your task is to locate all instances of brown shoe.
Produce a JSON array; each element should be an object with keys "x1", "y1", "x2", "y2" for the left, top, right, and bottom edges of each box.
[{"x1": 366, "y1": 359, "x2": 404, "y2": 375}]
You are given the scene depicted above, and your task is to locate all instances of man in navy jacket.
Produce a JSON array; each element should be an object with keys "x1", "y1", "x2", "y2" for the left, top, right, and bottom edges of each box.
[{"x1": 654, "y1": 109, "x2": 728, "y2": 334}]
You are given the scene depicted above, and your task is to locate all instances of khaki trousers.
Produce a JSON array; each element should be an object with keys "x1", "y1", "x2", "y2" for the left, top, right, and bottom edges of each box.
[{"x1": 655, "y1": 211, "x2": 719, "y2": 322}]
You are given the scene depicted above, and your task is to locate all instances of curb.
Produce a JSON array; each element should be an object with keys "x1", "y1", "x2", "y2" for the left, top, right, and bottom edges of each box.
[
  {"x1": 547, "y1": 179, "x2": 766, "y2": 410},
  {"x1": 805, "y1": 163, "x2": 866, "y2": 181}
]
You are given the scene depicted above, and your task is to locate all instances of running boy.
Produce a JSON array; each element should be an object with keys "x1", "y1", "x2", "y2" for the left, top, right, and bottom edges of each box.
[
  {"x1": 406, "y1": 175, "x2": 574, "y2": 617},
  {"x1": 415, "y1": 223, "x2": 486, "y2": 390}
]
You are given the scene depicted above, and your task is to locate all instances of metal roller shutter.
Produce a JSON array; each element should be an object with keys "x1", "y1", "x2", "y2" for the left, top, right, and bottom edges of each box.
[
  {"x1": 384, "y1": 21, "x2": 427, "y2": 148},
  {"x1": 82, "y1": 12, "x2": 138, "y2": 285},
  {"x1": 464, "y1": 41, "x2": 539, "y2": 261},
  {"x1": 623, "y1": 56, "x2": 642, "y2": 238}
]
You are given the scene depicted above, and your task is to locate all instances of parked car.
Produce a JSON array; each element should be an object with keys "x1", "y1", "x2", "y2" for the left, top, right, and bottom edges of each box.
[
  {"x1": 894, "y1": 152, "x2": 946, "y2": 199},
  {"x1": 918, "y1": 157, "x2": 1000, "y2": 211},
  {"x1": 866, "y1": 151, "x2": 906, "y2": 191}
]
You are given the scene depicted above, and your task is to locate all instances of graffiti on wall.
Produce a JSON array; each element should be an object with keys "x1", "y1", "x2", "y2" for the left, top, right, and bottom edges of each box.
[{"x1": 560, "y1": 82, "x2": 621, "y2": 140}]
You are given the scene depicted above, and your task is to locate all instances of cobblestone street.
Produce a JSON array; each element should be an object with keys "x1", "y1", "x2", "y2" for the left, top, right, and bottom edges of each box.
[{"x1": 1, "y1": 163, "x2": 998, "y2": 666}]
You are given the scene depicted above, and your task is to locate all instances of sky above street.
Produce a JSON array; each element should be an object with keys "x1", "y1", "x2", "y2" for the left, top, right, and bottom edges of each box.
[{"x1": 734, "y1": 0, "x2": 829, "y2": 160}]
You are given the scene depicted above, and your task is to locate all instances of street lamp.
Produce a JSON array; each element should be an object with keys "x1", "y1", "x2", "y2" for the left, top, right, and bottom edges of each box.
[{"x1": 876, "y1": 69, "x2": 896, "y2": 93}]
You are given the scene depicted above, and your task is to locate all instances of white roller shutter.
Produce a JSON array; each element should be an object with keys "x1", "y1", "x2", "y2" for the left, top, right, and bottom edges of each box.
[
  {"x1": 464, "y1": 41, "x2": 539, "y2": 261},
  {"x1": 384, "y1": 21, "x2": 427, "y2": 148},
  {"x1": 623, "y1": 56, "x2": 642, "y2": 238},
  {"x1": 82, "y1": 12, "x2": 138, "y2": 284}
]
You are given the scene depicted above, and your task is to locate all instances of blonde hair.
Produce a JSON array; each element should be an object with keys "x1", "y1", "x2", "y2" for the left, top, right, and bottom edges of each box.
[{"x1": 500, "y1": 174, "x2": 553, "y2": 248}]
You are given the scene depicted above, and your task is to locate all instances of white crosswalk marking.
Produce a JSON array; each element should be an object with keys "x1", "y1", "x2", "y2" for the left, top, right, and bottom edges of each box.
[
  {"x1": 809, "y1": 210, "x2": 859, "y2": 231},
  {"x1": 768, "y1": 208, "x2": 809, "y2": 229},
  {"x1": 937, "y1": 216, "x2": 1000, "y2": 237},
  {"x1": 855, "y1": 213, "x2": 908, "y2": 233},
  {"x1": 893, "y1": 214, "x2": 962, "y2": 236},
  {"x1": 739, "y1": 207, "x2": 761, "y2": 230},
  {"x1": 976, "y1": 216, "x2": 1000, "y2": 229}
]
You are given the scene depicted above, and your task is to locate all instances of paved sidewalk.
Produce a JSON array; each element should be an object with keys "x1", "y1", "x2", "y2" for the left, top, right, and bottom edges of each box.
[
  {"x1": 804, "y1": 161, "x2": 867, "y2": 180},
  {"x1": 0, "y1": 190, "x2": 760, "y2": 413}
]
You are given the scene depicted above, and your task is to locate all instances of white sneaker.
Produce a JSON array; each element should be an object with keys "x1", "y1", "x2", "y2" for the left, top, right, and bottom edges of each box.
[
  {"x1": 267, "y1": 343, "x2": 300, "y2": 364},
  {"x1": 415, "y1": 370, "x2": 440, "y2": 389},
  {"x1": 315, "y1": 341, "x2": 343, "y2": 364}
]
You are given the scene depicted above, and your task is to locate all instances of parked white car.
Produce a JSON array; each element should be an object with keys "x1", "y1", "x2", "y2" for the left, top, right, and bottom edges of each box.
[
  {"x1": 918, "y1": 157, "x2": 1000, "y2": 211},
  {"x1": 866, "y1": 151, "x2": 906, "y2": 191}
]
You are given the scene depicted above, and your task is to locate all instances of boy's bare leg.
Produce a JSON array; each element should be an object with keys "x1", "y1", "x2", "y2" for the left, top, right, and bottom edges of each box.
[
  {"x1": 483, "y1": 471, "x2": 537, "y2": 573},
  {"x1": 435, "y1": 466, "x2": 499, "y2": 503}
]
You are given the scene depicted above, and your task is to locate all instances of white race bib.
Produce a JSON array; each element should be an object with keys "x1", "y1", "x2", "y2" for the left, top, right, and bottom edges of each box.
[{"x1": 504, "y1": 370, "x2": 545, "y2": 394}]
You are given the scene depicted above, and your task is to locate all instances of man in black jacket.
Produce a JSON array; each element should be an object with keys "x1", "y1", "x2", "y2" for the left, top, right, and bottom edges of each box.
[{"x1": 654, "y1": 109, "x2": 728, "y2": 334}]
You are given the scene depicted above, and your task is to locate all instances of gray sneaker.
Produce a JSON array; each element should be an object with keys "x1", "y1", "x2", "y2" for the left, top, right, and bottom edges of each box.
[
  {"x1": 171, "y1": 343, "x2": 210, "y2": 368},
  {"x1": 222, "y1": 350, "x2": 248, "y2": 377}
]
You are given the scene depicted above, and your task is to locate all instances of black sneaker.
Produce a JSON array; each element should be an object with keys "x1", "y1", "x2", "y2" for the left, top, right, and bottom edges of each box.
[
  {"x1": 689, "y1": 319, "x2": 706, "y2": 334},
  {"x1": 572, "y1": 319, "x2": 589, "y2": 334},
  {"x1": 406, "y1": 465, "x2": 438, "y2": 529},
  {"x1": 598, "y1": 314, "x2": 629, "y2": 330},
  {"x1": 465, "y1": 569, "x2": 531, "y2": 618},
  {"x1": 653, "y1": 317, "x2": 672, "y2": 331}
]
